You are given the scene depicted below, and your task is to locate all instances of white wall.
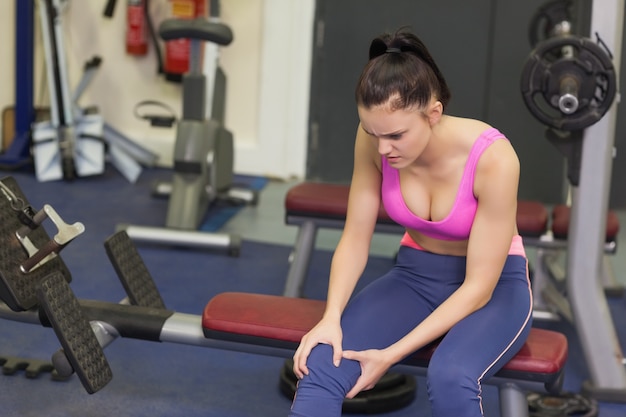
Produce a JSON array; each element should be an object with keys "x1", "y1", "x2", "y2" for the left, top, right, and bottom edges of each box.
[{"x1": 0, "y1": 0, "x2": 314, "y2": 179}]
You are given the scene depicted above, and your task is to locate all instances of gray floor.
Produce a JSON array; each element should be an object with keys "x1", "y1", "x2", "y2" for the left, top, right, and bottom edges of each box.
[{"x1": 221, "y1": 179, "x2": 626, "y2": 286}]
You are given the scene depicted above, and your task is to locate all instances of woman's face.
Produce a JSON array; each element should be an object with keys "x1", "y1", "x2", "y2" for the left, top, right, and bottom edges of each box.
[{"x1": 358, "y1": 102, "x2": 433, "y2": 168}]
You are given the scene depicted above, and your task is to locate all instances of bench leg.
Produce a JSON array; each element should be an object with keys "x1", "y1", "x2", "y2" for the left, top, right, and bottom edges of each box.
[
  {"x1": 530, "y1": 247, "x2": 549, "y2": 312},
  {"x1": 283, "y1": 220, "x2": 318, "y2": 297},
  {"x1": 499, "y1": 382, "x2": 529, "y2": 417},
  {"x1": 531, "y1": 247, "x2": 562, "y2": 317}
]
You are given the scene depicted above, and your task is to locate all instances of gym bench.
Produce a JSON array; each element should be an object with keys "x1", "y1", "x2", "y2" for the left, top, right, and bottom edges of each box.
[
  {"x1": 283, "y1": 181, "x2": 620, "y2": 298},
  {"x1": 0, "y1": 175, "x2": 569, "y2": 416},
  {"x1": 203, "y1": 292, "x2": 568, "y2": 417}
]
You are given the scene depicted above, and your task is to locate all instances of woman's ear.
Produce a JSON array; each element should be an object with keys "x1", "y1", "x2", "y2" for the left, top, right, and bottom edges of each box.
[{"x1": 427, "y1": 100, "x2": 443, "y2": 126}]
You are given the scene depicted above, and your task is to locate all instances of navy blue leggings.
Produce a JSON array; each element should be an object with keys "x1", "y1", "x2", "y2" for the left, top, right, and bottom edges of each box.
[{"x1": 289, "y1": 246, "x2": 532, "y2": 417}]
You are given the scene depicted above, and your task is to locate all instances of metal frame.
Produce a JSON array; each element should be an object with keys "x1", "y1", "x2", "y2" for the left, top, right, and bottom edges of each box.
[{"x1": 562, "y1": 0, "x2": 626, "y2": 400}]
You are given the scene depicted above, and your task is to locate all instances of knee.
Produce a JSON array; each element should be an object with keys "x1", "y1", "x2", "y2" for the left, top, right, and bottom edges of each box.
[
  {"x1": 290, "y1": 345, "x2": 361, "y2": 417},
  {"x1": 297, "y1": 344, "x2": 361, "y2": 397}
]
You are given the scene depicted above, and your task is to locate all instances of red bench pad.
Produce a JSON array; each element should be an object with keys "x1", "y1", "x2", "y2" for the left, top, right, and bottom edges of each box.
[
  {"x1": 285, "y1": 182, "x2": 548, "y2": 237},
  {"x1": 204, "y1": 292, "x2": 323, "y2": 343},
  {"x1": 517, "y1": 200, "x2": 549, "y2": 237},
  {"x1": 552, "y1": 204, "x2": 620, "y2": 241},
  {"x1": 203, "y1": 292, "x2": 568, "y2": 380},
  {"x1": 285, "y1": 182, "x2": 393, "y2": 223}
]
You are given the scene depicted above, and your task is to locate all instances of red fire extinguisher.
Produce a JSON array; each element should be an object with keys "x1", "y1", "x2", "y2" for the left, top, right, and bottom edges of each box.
[
  {"x1": 163, "y1": 0, "x2": 207, "y2": 81},
  {"x1": 126, "y1": 0, "x2": 148, "y2": 55}
]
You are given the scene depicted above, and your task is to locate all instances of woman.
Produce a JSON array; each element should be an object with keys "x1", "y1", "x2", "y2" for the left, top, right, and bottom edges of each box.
[{"x1": 290, "y1": 29, "x2": 532, "y2": 417}]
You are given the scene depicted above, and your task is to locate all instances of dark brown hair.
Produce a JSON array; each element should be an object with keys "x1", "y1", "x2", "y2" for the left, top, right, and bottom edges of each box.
[{"x1": 355, "y1": 29, "x2": 451, "y2": 111}]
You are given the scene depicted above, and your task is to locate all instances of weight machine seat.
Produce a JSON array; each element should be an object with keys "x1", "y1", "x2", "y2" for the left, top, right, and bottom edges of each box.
[
  {"x1": 202, "y1": 292, "x2": 568, "y2": 393},
  {"x1": 551, "y1": 204, "x2": 620, "y2": 242},
  {"x1": 285, "y1": 182, "x2": 549, "y2": 238},
  {"x1": 285, "y1": 182, "x2": 394, "y2": 224}
]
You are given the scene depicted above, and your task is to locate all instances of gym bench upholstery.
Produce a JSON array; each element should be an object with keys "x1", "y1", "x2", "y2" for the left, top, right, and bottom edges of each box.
[
  {"x1": 283, "y1": 181, "x2": 620, "y2": 298},
  {"x1": 202, "y1": 292, "x2": 568, "y2": 417},
  {"x1": 551, "y1": 204, "x2": 620, "y2": 242}
]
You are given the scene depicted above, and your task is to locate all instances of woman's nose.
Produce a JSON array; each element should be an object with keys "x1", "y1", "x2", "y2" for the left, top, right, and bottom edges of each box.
[{"x1": 378, "y1": 138, "x2": 392, "y2": 155}]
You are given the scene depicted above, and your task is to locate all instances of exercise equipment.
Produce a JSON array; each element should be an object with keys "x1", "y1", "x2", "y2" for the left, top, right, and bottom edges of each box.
[
  {"x1": 119, "y1": 8, "x2": 256, "y2": 256},
  {"x1": 0, "y1": 175, "x2": 569, "y2": 416},
  {"x1": 31, "y1": 0, "x2": 106, "y2": 182},
  {"x1": 520, "y1": 0, "x2": 626, "y2": 403},
  {"x1": 528, "y1": 0, "x2": 575, "y2": 47},
  {"x1": 527, "y1": 392, "x2": 598, "y2": 417},
  {"x1": 520, "y1": 35, "x2": 617, "y2": 132},
  {"x1": 0, "y1": 354, "x2": 69, "y2": 380},
  {"x1": 16, "y1": 0, "x2": 158, "y2": 183}
]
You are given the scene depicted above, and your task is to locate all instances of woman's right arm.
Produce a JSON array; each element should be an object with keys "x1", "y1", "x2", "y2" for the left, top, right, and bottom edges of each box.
[
  {"x1": 293, "y1": 124, "x2": 383, "y2": 377},
  {"x1": 324, "y1": 124, "x2": 383, "y2": 319}
]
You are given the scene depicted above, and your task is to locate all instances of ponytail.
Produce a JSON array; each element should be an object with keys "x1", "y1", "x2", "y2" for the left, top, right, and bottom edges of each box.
[{"x1": 356, "y1": 29, "x2": 451, "y2": 110}]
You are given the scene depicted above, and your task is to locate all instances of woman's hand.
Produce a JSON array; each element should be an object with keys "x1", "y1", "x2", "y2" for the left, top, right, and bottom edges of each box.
[
  {"x1": 292, "y1": 318, "x2": 343, "y2": 379},
  {"x1": 342, "y1": 349, "x2": 393, "y2": 399}
]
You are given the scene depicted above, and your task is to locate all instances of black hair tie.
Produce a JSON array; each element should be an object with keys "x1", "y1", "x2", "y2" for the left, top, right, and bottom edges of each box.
[{"x1": 368, "y1": 38, "x2": 388, "y2": 59}]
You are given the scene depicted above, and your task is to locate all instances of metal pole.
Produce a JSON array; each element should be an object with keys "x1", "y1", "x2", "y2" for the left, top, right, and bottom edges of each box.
[
  {"x1": 567, "y1": 0, "x2": 626, "y2": 400},
  {"x1": 0, "y1": 0, "x2": 35, "y2": 165}
]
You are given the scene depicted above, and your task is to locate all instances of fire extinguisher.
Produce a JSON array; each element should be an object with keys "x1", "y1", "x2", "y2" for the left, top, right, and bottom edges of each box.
[
  {"x1": 126, "y1": 0, "x2": 148, "y2": 55},
  {"x1": 163, "y1": 0, "x2": 207, "y2": 81}
]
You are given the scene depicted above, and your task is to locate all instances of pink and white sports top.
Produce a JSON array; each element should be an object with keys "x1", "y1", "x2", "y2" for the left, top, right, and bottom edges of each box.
[{"x1": 381, "y1": 127, "x2": 507, "y2": 241}]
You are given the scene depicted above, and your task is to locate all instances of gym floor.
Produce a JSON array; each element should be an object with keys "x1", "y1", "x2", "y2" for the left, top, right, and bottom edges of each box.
[{"x1": 0, "y1": 166, "x2": 625, "y2": 416}]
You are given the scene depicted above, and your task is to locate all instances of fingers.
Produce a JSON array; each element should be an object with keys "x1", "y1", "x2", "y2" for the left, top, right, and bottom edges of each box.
[
  {"x1": 294, "y1": 346, "x2": 377, "y2": 399},
  {"x1": 293, "y1": 341, "x2": 343, "y2": 380},
  {"x1": 332, "y1": 341, "x2": 343, "y2": 368},
  {"x1": 346, "y1": 376, "x2": 373, "y2": 399},
  {"x1": 345, "y1": 385, "x2": 361, "y2": 399},
  {"x1": 341, "y1": 350, "x2": 359, "y2": 361},
  {"x1": 292, "y1": 344, "x2": 310, "y2": 379},
  {"x1": 343, "y1": 350, "x2": 363, "y2": 398},
  {"x1": 343, "y1": 350, "x2": 380, "y2": 398},
  {"x1": 342, "y1": 350, "x2": 359, "y2": 361}
]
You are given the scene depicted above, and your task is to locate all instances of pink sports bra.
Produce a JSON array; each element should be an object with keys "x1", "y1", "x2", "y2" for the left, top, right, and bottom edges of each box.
[{"x1": 381, "y1": 127, "x2": 507, "y2": 241}]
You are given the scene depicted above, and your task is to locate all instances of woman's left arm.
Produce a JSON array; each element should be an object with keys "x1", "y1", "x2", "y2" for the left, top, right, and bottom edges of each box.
[
  {"x1": 343, "y1": 139, "x2": 521, "y2": 397},
  {"x1": 462, "y1": 138, "x2": 521, "y2": 307}
]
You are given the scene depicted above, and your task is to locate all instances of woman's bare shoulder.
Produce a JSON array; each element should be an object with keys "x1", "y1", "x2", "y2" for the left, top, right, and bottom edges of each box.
[{"x1": 443, "y1": 116, "x2": 494, "y2": 148}]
